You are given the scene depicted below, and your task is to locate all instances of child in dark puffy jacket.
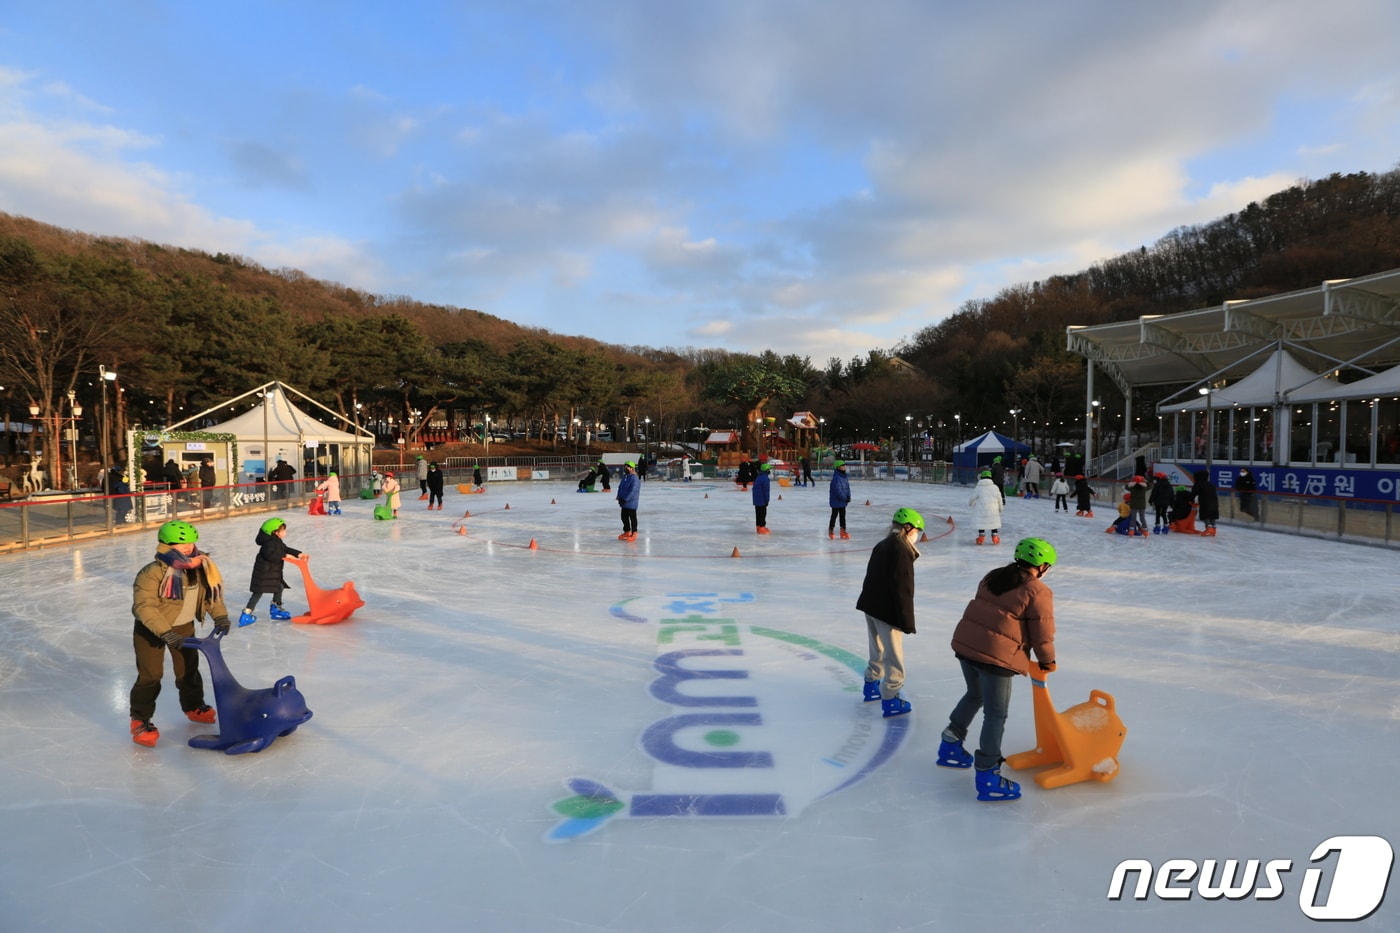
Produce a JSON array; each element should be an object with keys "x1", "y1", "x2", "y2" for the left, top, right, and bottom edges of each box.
[
  {"x1": 1073, "y1": 475, "x2": 1095, "y2": 517},
  {"x1": 1125, "y1": 475, "x2": 1150, "y2": 534},
  {"x1": 1150, "y1": 473, "x2": 1174, "y2": 533}
]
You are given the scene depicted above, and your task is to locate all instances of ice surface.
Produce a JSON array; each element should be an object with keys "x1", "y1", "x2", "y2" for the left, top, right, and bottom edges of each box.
[{"x1": 1, "y1": 478, "x2": 1397, "y2": 931}]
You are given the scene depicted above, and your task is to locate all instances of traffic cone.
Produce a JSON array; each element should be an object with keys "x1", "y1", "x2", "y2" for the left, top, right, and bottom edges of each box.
[
  {"x1": 504, "y1": 503, "x2": 510, "y2": 510},
  {"x1": 456, "y1": 525, "x2": 467, "y2": 536},
  {"x1": 731, "y1": 547, "x2": 742, "y2": 558},
  {"x1": 778, "y1": 494, "x2": 783, "y2": 500},
  {"x1": 462, "y1": 510, "x2": 471, "y2": 518},
  {"x1": 551, "y1": 498, "x2": 556, "y2": 505},
  {"x1": 865, "y1": 499, "x2": 871, "y2": 506},
  {"x1": 920, "y1": 531, "x2": 929, "y2": 542},
  {"x1": 704, "y1": 493, "x2": 709, "y2": 498},
  {"x1": 528, "y1": 538, "x2": 538, "y2": 549}
]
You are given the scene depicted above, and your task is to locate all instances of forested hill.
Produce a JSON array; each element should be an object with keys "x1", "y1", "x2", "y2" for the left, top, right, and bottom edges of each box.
[{"x1": 892, "y1": 167, "x2": 1400, "y2": 431}]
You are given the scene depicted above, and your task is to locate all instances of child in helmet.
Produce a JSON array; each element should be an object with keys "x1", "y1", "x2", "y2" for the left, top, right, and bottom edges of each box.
[
  {"x1": 752, "y1": 461, "x2": 772, "y2": 533},
  {"x1": 828, "y1": 460, "x2": 851, "y2": 539},
  {"x1": 1125, "y1": 474, "x2": 1150, "y2": 535},
  {"x1": 128, "y1": 520, "x2": 233, "y2": 746},
  {"x1": 1049, "y1": 472, "x2": 1070, "y2": 513},
  {"x1": 969, "y1": 469, "x2": 1004, "y2": 545},
  {"x1": 240, "y1": 517, "x2": 305, "y2": 625},
  {"x1": 1108, "y1": 492, "x2": 1135, "y2": 535},
  {"x1": 1150, "y1": 472, "x2": 1174, "y2": 533},
  {"x1": 1072, "y1": 474, "x2": 1095, "y2": 517},
  {"x1": 316, "y1": 471, "x2": 342, "y2": 514},
  {"x1": 382, "y1": 471, "x2": 402, "y2": 517},
  {"x1": 937, "y1": 536, "x2": 1058, "y2": 802},
  {"x1": 855, "y1": 508, "x2": 925, "y2": 718},
  {"x1": 615, "y1": 461, "x2": 640, "y2": 540}
]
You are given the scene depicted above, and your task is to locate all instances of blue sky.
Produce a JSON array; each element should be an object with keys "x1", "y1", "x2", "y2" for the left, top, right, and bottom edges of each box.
[{"x1": 2, "y1": 1, "x2": 1398, "y2": 365}]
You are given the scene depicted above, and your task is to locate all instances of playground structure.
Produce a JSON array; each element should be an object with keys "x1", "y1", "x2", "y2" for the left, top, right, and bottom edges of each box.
[{"x1": 1005, "y1": 672, "x2": 1127, "y2": 789}]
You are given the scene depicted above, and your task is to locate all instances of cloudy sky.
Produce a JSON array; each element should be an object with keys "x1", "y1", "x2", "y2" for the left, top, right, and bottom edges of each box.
[{"x1": 2, "y1": 2, "x2": 1398, "y2": 364}]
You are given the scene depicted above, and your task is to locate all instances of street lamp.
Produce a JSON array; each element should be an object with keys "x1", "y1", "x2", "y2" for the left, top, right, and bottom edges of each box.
[
  {"x1": 904, "y1": 414, "x2": 912, "y2": 477},
  {"x1": 1009, "y1": 408, "x2": 1021, "y2": 445},
  {"x1": 643, "y1": 416, "x2": 651, "y2": 464},
  {"x1": 99, "y1": 365, "x2": 117, "y2": 470},
  {"x1": 1198, "y1": 387, "x2": 1213, "y2": 471},
  {"x1": 64, "y1": 390, "x2": 83, "y2": 489}
]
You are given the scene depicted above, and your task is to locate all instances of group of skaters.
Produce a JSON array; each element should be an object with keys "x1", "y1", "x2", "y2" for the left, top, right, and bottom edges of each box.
[{"x1": 974, "y1": 452, "x2": 1239, "y2": 542}]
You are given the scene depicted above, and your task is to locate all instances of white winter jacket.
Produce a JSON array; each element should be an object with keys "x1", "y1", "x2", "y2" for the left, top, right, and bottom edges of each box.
[{"x1": 969, "y1": 477, "x2": 1004, "y2": 530}]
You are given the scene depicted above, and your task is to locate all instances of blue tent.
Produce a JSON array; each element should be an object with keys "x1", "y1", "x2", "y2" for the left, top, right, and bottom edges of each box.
[{"x1": 951, "y1": 430, "x2": 1032, "y2": 483}]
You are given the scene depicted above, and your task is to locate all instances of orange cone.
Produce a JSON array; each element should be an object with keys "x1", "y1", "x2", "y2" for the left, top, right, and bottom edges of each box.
[
  {"x1": 504, "y1": 503, "x2": 510, "y2": 510},
  {"x1": 550, "y1": 498, "x2": 556, "y2": 504},
  {"x1": 456, "y1": 526, "x2": 467, "y2": 536},
  {"x1": 920, "y1": 531, "x2": 929, "y2": 542},
  {"x1": 463, "y1": 510, "x2": 472, "y2": 518},
  {"x1": 865, "y1": 499, "x2": 871, "y2": 506},
  {"x1": 731, "y1": 546, "x2": 742, "y2": 558},
  {"x1": 528, "y1": 538, "x2": 538, "y2": 549},
  {"x1": 778, "y1": 494, "x2": 783, "y2": 500},
  {"x1": 946, "y1": 516, "x2": 954, "y2": 525},
  {"x1": 704, "y1": 493, "x2": 709, "y2": 498}
]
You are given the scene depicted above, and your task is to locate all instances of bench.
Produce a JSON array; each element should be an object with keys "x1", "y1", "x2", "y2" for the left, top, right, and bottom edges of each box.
[{"x1": 0, "y1": 482, "x2": 12, "y2": 500}]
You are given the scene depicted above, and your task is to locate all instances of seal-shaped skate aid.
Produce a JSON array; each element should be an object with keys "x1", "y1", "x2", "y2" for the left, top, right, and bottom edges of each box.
[
  {"x1": 1005, "y1": 671, "x2": 1126, "y2": 789},
  {"x1": 282, "y1": 554, "x2": 364, "y2": 625},
  {"x1": 181, "y1": 629, "x2": 312, "y2": 755}
]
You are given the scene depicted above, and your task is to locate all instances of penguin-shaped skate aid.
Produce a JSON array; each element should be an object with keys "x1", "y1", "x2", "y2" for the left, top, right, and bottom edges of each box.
[
  {"x1": 282, "y1": 554, "x2": 364, "y2": 625},
  {"x1": 1005, "y1": 670, "x2": 1126, "y2": 789},
  {"x1": 182, "y1": 629, "x2": 312, "y2": 755}
]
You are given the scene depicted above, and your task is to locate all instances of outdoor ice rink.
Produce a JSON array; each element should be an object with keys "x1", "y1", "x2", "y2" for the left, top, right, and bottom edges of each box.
[{"x1": 2, "y1": 475, "x2": 1397, "y2": 932}]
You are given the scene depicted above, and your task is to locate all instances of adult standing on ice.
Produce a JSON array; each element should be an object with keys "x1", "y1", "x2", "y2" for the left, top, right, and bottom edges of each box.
[
  {"x1": 855, "y1": 507, "x2": 924, "y2": 718},
  {"x1": 128, "y1": 520, "x2": 232, "y2": 747},
  {"x1": 426, "y1": 461, "x2": 445, "y2": 510},
  {"x1": 615, "y1": 460, "x2": 640, "y2": 541},
  {"x1": 937, "y1": 537, "x2": 1057, "y2": 802},
  {"x1": 415, "y1": 454, "x2": 429, "y2": 499}
]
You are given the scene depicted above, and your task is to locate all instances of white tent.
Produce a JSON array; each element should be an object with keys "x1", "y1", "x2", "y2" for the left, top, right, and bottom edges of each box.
[
  {"x1": 1164, "y1": 348, "x2": 1332, "y2": 411},
  {"x1": 168, "y1": 382, "x2": 374, "y2": 483},
  {"x1": 1286, "y1": 360, "x2": 1400, "y2": 403}
]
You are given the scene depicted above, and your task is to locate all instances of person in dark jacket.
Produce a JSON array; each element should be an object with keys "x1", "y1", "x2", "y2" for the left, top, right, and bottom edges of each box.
[
  {"x1": 594, "y1": 458, "x2": 610, "y2": 492},
  {"x1": 425, "y1": 461, "x2": 445, "y2": 509},
  {"x1": 735, "y1": 459, "x2": 754, "y2": 490},
  {"x1": 1169, "y1": 485, "x2": 1194, "y2": 526},
  {"x1": 1125, "y1": 474, "x2": 1150, "y2": 535},
  {"x1": 268, "y1": 458, "x2": 296, "y2": 500},
  {"x1": 990, "y1": 456, "x2": 1006, "y2": 502},
  {"x1": 1149, "y1": 472, "x2": 1175, "y2": 533},
  {"x1": 938, "y1": 536, "x2": 1057, "y2": 802},
  {"x1": 1236, "y1": 467, "x2": 1258, "y2": 519},
  {"x1": 198, "y1": 458, "x2": 216, "y2": 508},
  {"x1": 752, "y1": 462, "x2": 772, "y2": 533},
  {"x1": 239, "y1": 517, "x2": 305, "y2": 625},
  {"x1": 855, "y1": 508, "x2": 924, "y2": 718},
  {"x1": 1073, "y1": 474, "x2": 1095, "y2": 517},
  {"x1": 615, "y1": 461, "x2": 640, "y2": 541},
  {"x1": 828, "y1": 460, "x2": 852, "y2": 539},
  {"x1": 1193, "y1": 470, "x2": 1220, "y2": 536}
]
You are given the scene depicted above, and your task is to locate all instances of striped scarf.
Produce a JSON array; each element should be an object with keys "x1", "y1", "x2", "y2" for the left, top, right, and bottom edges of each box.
[{"x1": 154, "y1": 543, "x2": 225, "y2": 603}]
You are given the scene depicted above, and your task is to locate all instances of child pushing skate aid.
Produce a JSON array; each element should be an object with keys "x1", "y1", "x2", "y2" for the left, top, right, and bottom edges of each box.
[{"x1": 1004, "y1": 667, "x2": 1127, "y2": 789}]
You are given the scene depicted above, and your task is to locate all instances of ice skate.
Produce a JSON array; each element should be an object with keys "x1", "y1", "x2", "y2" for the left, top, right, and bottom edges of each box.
[
  {"x1": 975, "y1": 534, "x2": 985, "y2": 545},
  {"x1": 269, "y1": 605, "x2": 293, "y2": 621},
  {"x1": 130, "y1": 719, "x2": 159, "y2": 747},
  {"x1": 185, "y1": 704, "x2": 216, "y2": 724},
  {"x1": 237, "y1": 609, "x2": 257, "y2": 627},
  {"x1": 863, "y1": 680, "x2": 881, "y2": 702},
  {"x1": 881, "y1": 695, "x2": 912, "y2": 718},
  {"x1": 828, "y1": 529, "x2": 835, "y2": 540},
  {"x1": 937, "y1": 739, "x2": 974, "y2": 768},
  {"x1": 839, "y1": 529, "x2": 850, "y2": 540},
  {"x1": 975, "y1": 768, "x2": 1021, "y2": 801},
  {"x1": 991, "y1": 534, "x2": 1000, "y2": 545}
]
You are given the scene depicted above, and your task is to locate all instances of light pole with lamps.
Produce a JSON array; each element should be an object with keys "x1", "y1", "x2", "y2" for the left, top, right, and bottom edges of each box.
[
  {"x1": 643, "y1": 416, "x2": 651, "y2": 465},
  {"x1": 99, "y1": 365, "x2": 117, "y2": 470},
  {"x1": 1009, "y1": 408, "x2": 1021, "y2": 446},
  {"x1": 904, "y1": 414, "x2": 912, "y2": 478},
  {"x1": 1198, "y1": 387, "x2": 1213, "y2": 472},
  {"x1": 65, "y1": 389, "x2": 82, "y2": 489}
]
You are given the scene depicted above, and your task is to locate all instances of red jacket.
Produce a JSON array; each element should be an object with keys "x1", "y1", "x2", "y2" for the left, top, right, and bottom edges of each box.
[{"x1": 950, "y1": 568, "x2": 1055, "y2": 674}]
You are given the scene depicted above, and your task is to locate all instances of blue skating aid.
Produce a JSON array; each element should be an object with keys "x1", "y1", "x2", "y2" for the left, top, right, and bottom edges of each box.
[{"x1": 181, "y1": 629, "x2": 312, "y2": 755}]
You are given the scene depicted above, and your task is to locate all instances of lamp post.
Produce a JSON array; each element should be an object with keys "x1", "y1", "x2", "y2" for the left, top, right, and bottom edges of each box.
[
  {"x1": 643, "y1": 416, "x2": 651, "y2": 464},
  {"x1": 573, "y1": 417, "x2": 581, "y2": 460},
  {"x1": 99, "y1": 365, "x2": 117, "y2": 470},
  {"x1": 1198, "y1": 387, "x2": 1213, "y2": 472},
  {"x1": 65, "y1": 390, "x2": 83, "y2": 489},
  {"x1": 904, "y1": 414, "x2": 912, "y2": 478},
  {"x1": 1009, "y1": 408, "x2": 1021, "y2": 446}
]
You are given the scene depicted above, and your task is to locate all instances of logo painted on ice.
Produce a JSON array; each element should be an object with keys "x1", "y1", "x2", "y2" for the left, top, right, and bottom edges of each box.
[{"x1": 546, "y1": 591, "x2": 910, "y2": 841}]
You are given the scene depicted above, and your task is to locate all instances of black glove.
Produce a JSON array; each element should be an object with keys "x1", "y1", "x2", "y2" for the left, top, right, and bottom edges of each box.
[
  {"x1": 1039, "y1": 660, "x2": 1057, "y2": 672},
  {"x1": 213, "y1": 617, "x2": 231, "y2": 636},
  {"x1": 161, "y1": 629, "x2": 186, "y2": 649}
]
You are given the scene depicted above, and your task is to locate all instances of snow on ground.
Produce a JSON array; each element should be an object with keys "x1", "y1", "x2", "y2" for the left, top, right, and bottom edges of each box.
[{"x1": 1, "y1": 476, "x2": 1397, "y2": 932}]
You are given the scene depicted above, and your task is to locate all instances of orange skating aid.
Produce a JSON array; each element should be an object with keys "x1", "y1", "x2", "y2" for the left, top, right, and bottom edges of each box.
[
  {"x1": 1005, "y1": 672, "x2": 1127, "y2": 789},
  {"x1": 281, "y1": 555, "x2": 365, "y2": 625},
  {"x1": 307, "y1": 491, "x2": 327, "y2": 515}
]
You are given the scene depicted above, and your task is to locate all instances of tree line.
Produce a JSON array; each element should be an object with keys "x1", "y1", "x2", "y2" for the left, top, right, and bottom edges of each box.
[{"x1": 5, "y1": 166, "x2": 1400, "y2": 474}]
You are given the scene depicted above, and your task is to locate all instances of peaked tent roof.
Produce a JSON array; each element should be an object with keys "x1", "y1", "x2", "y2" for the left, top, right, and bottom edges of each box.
[
  {"x1": 953, "y1": 430, "x2": 1031, "y2": 455},
  {"x1": 1162, "y1": 348, "x2": 1332, "y2": 411},
  {"x1": 172, "y1": 382, "x2": 372, "y2": 444},
  {"x1": 1287, "y1": 360, "x2": 1400, "y2": 403}
]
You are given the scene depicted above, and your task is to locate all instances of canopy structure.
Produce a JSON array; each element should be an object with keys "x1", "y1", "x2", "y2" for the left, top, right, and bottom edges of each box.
[
  {"x1": 1067, "y1": 267, "x2": 1400, "y2": 396},
  {"x1": 164, "y1": 382, "x2": 374, "y2": 483},
  {"x1": 1287, "y1": 360, "x2": 1400, "y2": 403},
  {"x1": 953, "y1": 430, "x2": 1031, "y2": 457},
  {"x1": 1161, "y1": 349, "x2": 1333, "y2": 412}
]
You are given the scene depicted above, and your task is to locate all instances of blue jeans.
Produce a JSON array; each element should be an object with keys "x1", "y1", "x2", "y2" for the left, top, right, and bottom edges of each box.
[{"x1": 944, "y1": 657, "x2": 1014, "y2": 771}]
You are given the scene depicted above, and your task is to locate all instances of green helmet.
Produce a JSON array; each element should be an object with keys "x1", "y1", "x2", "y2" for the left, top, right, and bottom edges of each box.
[
  {"x1": 833, "y1": 459, "x2": 845, "y2": 468},
  {"x1": 892, "y1": 507, "x2": 924, "y2": 530},
  {"x1": 625, "y1": 460, "x2": 637, "y2": 469},
  {"x1": 158, "y1": 520, "x2": 199, "y2": 545},
  {"x1": 759, "y1": 462, "x2": 771, "y2": 471},
  {"x1": 260, "y1": 517, "x2": 287, "y2": 535},
  {"x1": 1014, "y1": 537, "x2": 1057, "y2": 568},
  {"x1": 979, "y1": 470, "x2": 993, "y2": 478}
]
